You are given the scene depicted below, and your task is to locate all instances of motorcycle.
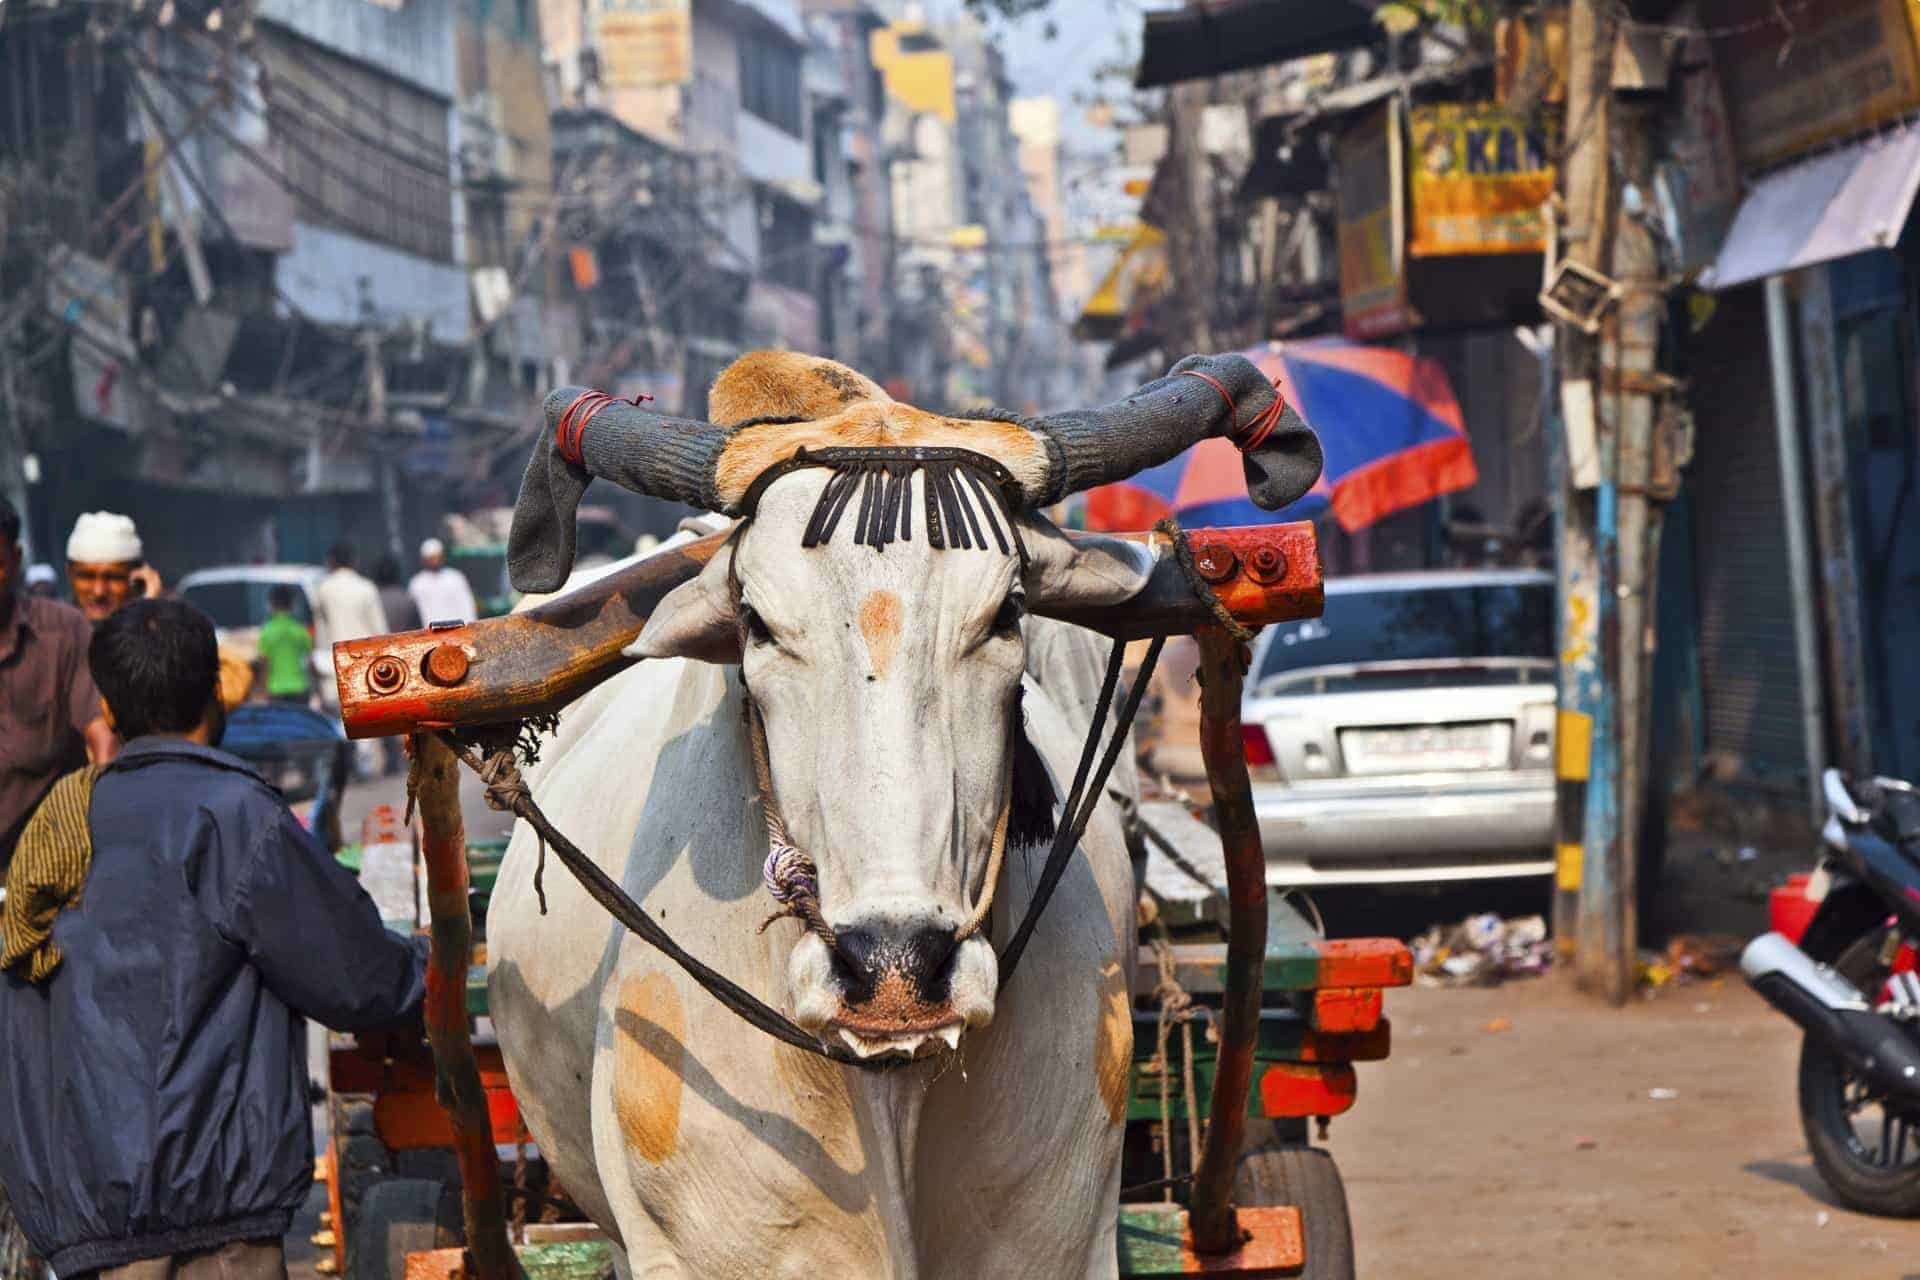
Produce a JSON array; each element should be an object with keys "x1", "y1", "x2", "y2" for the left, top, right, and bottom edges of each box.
[{"x1": 1743, "y1": 768, "x2": 1920, "y2": 1216}]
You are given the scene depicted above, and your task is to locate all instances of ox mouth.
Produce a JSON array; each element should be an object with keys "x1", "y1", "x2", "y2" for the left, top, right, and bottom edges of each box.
[{"x1": 828, "y1": 1018, "x2": 963, "y2": 1060}]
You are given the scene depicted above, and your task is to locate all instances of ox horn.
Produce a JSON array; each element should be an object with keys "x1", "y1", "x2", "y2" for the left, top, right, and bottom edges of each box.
[
  {"x1": 1023, "y1": 354, "x2": 1323, "y2": 512},
  {"x1": 508, "y1": 386, "x2": 726, "y2": 593}
]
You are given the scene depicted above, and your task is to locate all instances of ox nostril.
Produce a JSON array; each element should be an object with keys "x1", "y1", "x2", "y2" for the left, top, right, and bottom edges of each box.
[
  {"x1": 829, "y1": 921, "x2": 960, "y2": 1008},
  {"x1": 829, "y1": 928, "x2": 882, "y2": 1006}
]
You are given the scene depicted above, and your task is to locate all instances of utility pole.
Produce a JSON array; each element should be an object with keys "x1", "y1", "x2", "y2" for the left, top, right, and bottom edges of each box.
[
  {"x1": 1165, "y1": 79, "x2": 1217, "y2": 352},
  {"x1": 1551, "y1": 0, "x2": 1674, "y2": 1004},
  {"x1": 1549, "y1": 0, "x2": 1617, "y2": 990}
]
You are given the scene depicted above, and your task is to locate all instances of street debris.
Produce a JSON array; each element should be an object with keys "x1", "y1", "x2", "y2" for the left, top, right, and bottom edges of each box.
[
  {"x1": 1483, "y1": 1016, "x2": 1512, "y2": 1033},
  {"x1": 1638, "y1": 933, "x2": 1744, "y2": 994},
  {"x1": 1573, "y1": 1136, "x2": 1598, "y2": 1151},
  {"x1": 1411, "y1": 914, "x2": 1552, "y2": 987},
  {"x1": 1648, "y1": 1088, "x2": 1679, "y2": 1101}
]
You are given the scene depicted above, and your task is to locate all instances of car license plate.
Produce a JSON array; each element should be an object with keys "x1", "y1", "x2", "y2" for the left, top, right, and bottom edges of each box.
[{"x1": 1340, "y1": 722, "x2": 1508, "y2": 775}]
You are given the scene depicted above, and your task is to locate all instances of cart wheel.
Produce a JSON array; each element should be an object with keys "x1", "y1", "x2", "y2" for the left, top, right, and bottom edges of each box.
[
  {"x1": 329, "y1": 1094, "x2": 391, "y2": 1236},
  {"x1": 347, "y1": 1178, "x2": 458, "y2": 1280},
  {"x1": 1234, "y1": 1136, "x2": 1355, "y2": 1280}
]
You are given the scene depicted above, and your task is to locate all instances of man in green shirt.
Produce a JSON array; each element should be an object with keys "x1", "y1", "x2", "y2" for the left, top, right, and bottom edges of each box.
[{"x1": 256, "y1": 585, "x2": 313, "y2": 704}]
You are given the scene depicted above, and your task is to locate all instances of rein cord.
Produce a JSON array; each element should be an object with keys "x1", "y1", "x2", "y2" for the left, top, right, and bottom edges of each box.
[{"x1": 440, "y1": 517, "x2": 1204, "y2": 1069}]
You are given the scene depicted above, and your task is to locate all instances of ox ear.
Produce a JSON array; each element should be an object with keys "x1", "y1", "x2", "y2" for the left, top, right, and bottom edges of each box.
[
  {"x1": 627, "y1": 551, "x2": 743, "y2": 664},
  {"x1": 1020, "y1": 521, "x2": 1156, "y2": 609}
]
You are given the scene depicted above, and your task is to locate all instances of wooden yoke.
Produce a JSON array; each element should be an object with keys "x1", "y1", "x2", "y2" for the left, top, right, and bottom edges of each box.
[{"x1": 334, "y1": 522, "x2": 1322, "y2": 739}]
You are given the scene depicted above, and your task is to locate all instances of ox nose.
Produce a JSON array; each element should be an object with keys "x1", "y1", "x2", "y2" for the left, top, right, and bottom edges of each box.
[{"x1": 830, "y1": 921, "x2": 959, "y2": 1011}]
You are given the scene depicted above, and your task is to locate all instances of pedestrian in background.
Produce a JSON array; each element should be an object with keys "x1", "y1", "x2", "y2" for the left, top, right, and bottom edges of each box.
[
  {"x1": 311, "y1": 542, "x2": 387, "y2": 705},
  {"x1": 407, "y1": 537, "x2": 477, "y2": 626},
  {"x1": 374, "y1": 554, "x2": 421, "y2": 633},
  {"x1": 0, "y1": 598, "x2": 427, "y2": 1280},
  {"x1": 0, "y1": 496, "x2": 111, "y2": 1280},
  {"x1": 255, "y1": 584, "x2": 313, "y2": 706},
  {"x1": 0, "y1": 498, "x2": 112, "y2": 864},
  {"x1": 64, "y1": 512, "x2": 162, "y2": 624},
  {"x1": 23, "y1": 566, "x2": 57, "y2": 600}
]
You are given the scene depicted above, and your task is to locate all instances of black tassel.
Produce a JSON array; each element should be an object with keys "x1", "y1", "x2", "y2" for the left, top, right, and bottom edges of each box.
[{"x1": 1007, "y1": 684, "x2": 1058, "y2": 849}]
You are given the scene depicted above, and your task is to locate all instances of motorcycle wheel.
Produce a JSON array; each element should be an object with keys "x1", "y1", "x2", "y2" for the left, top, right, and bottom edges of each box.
[{"x1": 1798, "y1": 928, "x2": 1920, "y2": 1216}]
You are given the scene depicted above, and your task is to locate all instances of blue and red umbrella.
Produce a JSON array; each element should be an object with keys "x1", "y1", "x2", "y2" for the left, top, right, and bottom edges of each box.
[{"x1": 1083, "y1": 339, "x2": 1479, "y2": 532}]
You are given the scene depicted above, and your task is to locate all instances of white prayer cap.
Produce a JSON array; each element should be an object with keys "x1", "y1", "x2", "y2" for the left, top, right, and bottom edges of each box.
[
  {"x1": 420, "y1": 537, "x2": 446, "y2": 559},
  {"x1": 66, "y1": 512, "x2": 143, "y2": 564}
]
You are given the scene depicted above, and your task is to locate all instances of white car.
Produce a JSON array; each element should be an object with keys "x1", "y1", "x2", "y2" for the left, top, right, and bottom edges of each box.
[
  {"x1": 175, "y1": 564, "x2": 326, "y2": 673},
  {"x1": 1243, "y1": 568, "x2": 1559, "y2": 887}
]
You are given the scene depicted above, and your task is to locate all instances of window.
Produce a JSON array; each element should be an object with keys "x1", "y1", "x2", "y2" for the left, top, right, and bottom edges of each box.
[
  {"x1": 260, "y1": 30, "x2": 456, "y2": 262},
  {"x1": 758, "y1": 195, "x2": 813, "y2": 292},
  {"x1": 739, "y1": 28, "x2": 803, "y2": 137},
  {"x1": 180, "y1": 580, "x2": 314, "y2": 630},
  {"x1": 1258, "y1": 579, "x2": 1554, "y2": 688}
]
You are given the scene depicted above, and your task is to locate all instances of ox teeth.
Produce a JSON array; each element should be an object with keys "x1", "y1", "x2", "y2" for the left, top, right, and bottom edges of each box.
[
  {"x1": 840, "y1": 1029, "x2": 880, "y2": 1058},
  {"x1": 937, "y1": 1025, "x2": 962, "y2": 1051}
]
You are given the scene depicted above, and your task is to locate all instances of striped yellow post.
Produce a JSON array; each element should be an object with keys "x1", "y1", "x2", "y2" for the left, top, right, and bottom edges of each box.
[{"x1": 1553, "y1": 708, "x2": 1592, "y2": 957}]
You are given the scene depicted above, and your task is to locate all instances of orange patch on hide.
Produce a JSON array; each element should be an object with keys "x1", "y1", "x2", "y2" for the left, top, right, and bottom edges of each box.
[
  {"x1": 708, "y1": 350, "x2": 889, "y2": 425},
  {"x1": 858, "y1": 590, "x2": 902, "y2": 679},
  {"x1": 613, "y1": 972, "x2": 686, "y2": 1164},
  {"x1": 1094, "y1": 960, "x2": 1132, "y2": 1126}
]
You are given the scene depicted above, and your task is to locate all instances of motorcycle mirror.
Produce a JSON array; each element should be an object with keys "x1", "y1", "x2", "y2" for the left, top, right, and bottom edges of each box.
[{"x1": 1824, "y1": 768, "x2": 1867, "y2": 825}]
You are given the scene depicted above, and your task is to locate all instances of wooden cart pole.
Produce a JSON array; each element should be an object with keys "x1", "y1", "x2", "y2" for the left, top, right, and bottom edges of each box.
[
  {"x1": 1186, "y1": 628, "x2": 1267, "y2": 1254},
  {"x1": 411, "y1": 733, "x2": 518, "y2": 1280}
]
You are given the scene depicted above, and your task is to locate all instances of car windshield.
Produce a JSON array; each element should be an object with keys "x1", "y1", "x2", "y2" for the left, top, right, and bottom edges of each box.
[
  {"x1": 180, "y1": 580, "x2": 312, "y2": 629},
  {"x1": 1258, "y1": 579, "x2": 1553, "y2": 684}
]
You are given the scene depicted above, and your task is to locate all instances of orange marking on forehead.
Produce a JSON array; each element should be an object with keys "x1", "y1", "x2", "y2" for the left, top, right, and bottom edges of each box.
[{"x1": 858, "y1": 590, "x2": 902, "y2": 679}]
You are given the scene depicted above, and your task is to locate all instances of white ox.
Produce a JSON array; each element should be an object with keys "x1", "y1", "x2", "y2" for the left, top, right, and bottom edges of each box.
[{"x1": 484, "y1": 352, "x2": 1318, "y2": 1278}]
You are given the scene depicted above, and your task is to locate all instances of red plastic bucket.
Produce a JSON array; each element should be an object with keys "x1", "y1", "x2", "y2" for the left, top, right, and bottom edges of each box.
[{"x1": 1770, "y1": 873, "x2": 1817, "y2": 946}]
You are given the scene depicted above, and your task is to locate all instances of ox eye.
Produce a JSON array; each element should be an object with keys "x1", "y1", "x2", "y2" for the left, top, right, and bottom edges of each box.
[
  {"x1": 991, "y1": 594, "x2": 1025, "y2": 637},
  {"x1": 740, "y1": 603, "x2": 774, "y2": 647}
]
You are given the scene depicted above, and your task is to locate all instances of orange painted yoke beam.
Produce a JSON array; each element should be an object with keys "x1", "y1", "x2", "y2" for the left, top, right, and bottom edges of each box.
[{"x1": 334, "y1": 522, "x2": 1322, "y2": 741}]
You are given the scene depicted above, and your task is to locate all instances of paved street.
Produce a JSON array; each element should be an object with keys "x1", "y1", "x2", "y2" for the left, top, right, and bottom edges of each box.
[{"x1": 1335, "y1": 973, "x2": 1920, "y2": 1279}]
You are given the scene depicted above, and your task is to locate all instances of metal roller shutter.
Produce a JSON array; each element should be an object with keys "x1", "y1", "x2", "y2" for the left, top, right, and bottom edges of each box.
[{"x1": 1685, "y1": 285, "x2": 1808, "y2": 791}]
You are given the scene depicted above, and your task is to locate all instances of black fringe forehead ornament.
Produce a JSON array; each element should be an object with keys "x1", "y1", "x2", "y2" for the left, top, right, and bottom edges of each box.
[{"x1": 735, "y1": 444, "x2": 1031, "y2": 571}]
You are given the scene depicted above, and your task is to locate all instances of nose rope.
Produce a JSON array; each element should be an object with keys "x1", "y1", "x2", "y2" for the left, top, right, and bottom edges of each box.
[{"x1": 745, "y1": 700, "x2": 840, "y2": 949}]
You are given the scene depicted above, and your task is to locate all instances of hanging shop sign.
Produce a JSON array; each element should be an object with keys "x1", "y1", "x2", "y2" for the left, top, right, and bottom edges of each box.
[
  {"x1": 1407, "y1": 103, "x2": 1554, "y2": 258},
  {"x1": 1702, "y1": 0, "x2": 1920, "y2": 172},
  {"x1": 1335, "y1": 103, "x2": 1416, "y2": 340},
  {"x1": 596, "y1": 0, "x2": 693, "y2": 89}
]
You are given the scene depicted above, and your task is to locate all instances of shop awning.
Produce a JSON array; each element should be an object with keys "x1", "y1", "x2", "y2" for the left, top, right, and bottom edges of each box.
[
  {"x1": 1074, "y1": 226, "x2": 1168, "y2": 342},
  {"x1": 1135, "y1": 0, "x2": 1377, "y2": 89},
  {"x1": 1704, "y1": 128, "x2": 1920, "y2": 291}
]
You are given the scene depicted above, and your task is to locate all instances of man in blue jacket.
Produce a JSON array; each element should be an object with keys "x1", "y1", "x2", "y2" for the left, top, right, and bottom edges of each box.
[{"x1": 0, "y1": 598, "x2": 429, "y2": 1280}]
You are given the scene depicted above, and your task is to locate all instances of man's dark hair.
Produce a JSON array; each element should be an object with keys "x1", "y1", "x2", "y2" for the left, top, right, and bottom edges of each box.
[
  {"x1": 0, "y1": 494, "x2": 18, "y2": 548},
  {"x1": 267, "y1": 583, "x2": 296, "y2": 611},
  {"x1": 90, "y1": 599, "x2": 218, "y2": 741},
  {"x1": 329, "y1": 541, "x2": 356, "y2": 569},
  {"x1": 373, "y1": 554, "x2": 403, "y2": 587}
]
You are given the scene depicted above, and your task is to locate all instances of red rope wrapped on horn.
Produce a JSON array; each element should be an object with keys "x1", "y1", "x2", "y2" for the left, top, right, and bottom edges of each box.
[
  {"x1": 1177, "y1": 368, "x2": 1289, "y2": 454},
  {"x1": 553, "y1": 389, "x2": 654, "y2": 465}
]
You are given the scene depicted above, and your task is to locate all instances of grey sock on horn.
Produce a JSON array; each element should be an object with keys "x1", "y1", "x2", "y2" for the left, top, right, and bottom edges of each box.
[
  {"x1": 508, "y1": 386, "x2": 726, "y2": 594},
  {"x1": 1026, "y1": 353, "x2": 1323, "y2": 510}
]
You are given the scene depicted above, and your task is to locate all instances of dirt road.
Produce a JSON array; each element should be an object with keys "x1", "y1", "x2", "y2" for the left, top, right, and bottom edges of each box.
[{"x1": 1331, "y1": 972, "x2": 1920, "y2": 1278}]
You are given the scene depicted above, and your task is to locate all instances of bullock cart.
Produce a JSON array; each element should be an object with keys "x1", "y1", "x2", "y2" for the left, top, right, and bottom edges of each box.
[{"x1": 323, "y1": 514, "x2": 1407, "y2": 1280}]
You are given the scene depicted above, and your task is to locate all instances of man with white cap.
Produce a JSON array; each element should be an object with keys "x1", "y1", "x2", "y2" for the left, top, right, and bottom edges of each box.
[
  {"x1": 65, "y1": 512, "x2": 162, "y2": 624},
  {"x1": 406, "y1": 537, "x2": 477, "y2": 627}
]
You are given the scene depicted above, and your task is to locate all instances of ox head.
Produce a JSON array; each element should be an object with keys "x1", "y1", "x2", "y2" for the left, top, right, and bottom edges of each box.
[{"x1": 507, "y1": 351, "x2": 1321, "y2": 1060}]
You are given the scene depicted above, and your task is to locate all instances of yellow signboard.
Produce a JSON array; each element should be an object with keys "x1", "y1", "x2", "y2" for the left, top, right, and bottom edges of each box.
[
  {"x1": 1335, "y1": 104, "x2": 1415, "y2": 339},
  {"x1": 597, "y1": 0, "x2": 691, "y2": 89},
  {"x1": 1408, "y1": 103, "x2": 1554, "y2": 258},
  {"x1": 1703, "y1": 0, "x2": 1920, "y2": 171}
]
